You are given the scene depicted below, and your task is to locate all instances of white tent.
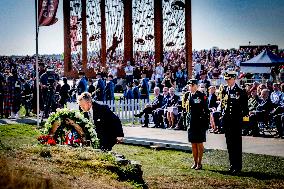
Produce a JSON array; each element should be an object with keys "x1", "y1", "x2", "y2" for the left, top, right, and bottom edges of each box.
[{"x1": 240, "y1": 50, "x2": 284, "y2": 73}]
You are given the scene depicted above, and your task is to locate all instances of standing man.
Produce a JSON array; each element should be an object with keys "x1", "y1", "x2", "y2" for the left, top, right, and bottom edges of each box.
[
  {"x1": 124, "y1": 61, "x2": 134, "y2": 85},
  {"x1": 78, "y1": 92, "x2": 124, "y2": 151},
  {"x1": 94, "y1": 72, "x2": 105, "y2": 101},
  {"x1": 104, "y1": 75, "x2": 115, "y2": 101},
  {"x1": 220, "y1": 70, "x2": 248, "y2": 174},
  {"x1": 77, "y1": 71, "x2": 88, "y2": 95}
]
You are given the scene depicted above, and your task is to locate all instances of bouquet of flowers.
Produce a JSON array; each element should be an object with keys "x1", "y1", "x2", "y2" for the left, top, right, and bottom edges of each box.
[{"x1": 38, "y1": 108, "x2": 99, "y2": 148}]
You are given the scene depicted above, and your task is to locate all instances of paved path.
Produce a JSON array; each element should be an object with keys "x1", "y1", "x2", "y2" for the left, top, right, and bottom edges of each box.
[
  {"x1": 123, "y1": 126, "x2": 284, "y2": 157},
  {"x1": 1, "y1": 118, "x2": 284, "y2": 157}
]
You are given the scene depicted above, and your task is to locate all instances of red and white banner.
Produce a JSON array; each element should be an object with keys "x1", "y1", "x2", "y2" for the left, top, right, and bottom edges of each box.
[{"x1": 38, "y1": 0, "x2": 59, "y2": 26}]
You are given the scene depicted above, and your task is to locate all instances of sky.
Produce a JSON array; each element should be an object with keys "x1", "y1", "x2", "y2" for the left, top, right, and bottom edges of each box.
[{"x1": 0, "y1": 0, "x2": 283, "y2": 56}]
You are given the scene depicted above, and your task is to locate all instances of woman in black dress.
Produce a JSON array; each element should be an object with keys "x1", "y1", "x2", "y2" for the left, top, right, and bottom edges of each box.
[{"x1": 186, "y1": 79, "x2": 210, "y2": 170}]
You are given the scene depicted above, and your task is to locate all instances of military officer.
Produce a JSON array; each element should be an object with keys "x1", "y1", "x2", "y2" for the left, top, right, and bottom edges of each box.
[
  {"x1": 220, "y1": 70, "x2": 248, "y2": 174},
  {"x1": 186, "y1": 79, "x2": 210, "y2": 170}
]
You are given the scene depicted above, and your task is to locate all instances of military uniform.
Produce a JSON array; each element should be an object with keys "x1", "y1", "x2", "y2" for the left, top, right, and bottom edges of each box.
[
  {"x1": 220, "y1": 75, "x2": 248, "y2": 173},
  {"x1": 186, "y1": 80, "x2": 210, "y2": 143}
]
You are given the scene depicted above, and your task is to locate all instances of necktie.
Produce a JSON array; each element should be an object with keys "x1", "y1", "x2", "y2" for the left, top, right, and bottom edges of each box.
[{"x1": 88, "y1": 111, "x2": 94, "y2": 124}]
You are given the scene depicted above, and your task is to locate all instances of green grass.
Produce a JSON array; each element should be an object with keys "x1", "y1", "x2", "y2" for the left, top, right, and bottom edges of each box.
[
  {"x1": 0, "y1": 124, "x2": 41, "y2": 149},
  {"x1": 1, "y1": 124, "x2": 284, "y2": 189},
  {"x1": 113, "y1": 144, "x2": 284, "y2": 188},
  {"x1": 0, "y1": 124, "x2": 145, "y2": 189}
]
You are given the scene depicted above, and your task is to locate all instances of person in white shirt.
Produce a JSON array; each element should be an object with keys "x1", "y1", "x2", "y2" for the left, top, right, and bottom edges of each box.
[
  {"x1": 270, "y1": 83, "x2": 282, "y2": 105},
  {"x1": 108, "y1": 64, "x2": 118, "y2": 84},
  {"x1": 124, "y1": 61, "x2": 133, "y2": 85},
  {"x1": 155, "y1": 62, "x2": 164, "y2": 89}
]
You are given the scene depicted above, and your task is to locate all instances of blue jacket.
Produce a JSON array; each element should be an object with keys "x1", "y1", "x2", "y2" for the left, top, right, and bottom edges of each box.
[
  {"x1": 133, "y1": 86, "x2": 140, "y2": 99},
  {"x1": 105, "y1": 80, "x2": 115, "y2": 100},
  {"x1": 124, "y1": 88, "x2": 134, "y2": 99}
]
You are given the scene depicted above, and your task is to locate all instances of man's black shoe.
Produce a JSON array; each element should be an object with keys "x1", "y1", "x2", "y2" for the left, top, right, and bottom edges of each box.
[
  {"x1": 141, "y1": 124, "x2": 148, "y2": 128},
  {"x1": 134, "y1": 113, "x2": 142, "y2": 118}
]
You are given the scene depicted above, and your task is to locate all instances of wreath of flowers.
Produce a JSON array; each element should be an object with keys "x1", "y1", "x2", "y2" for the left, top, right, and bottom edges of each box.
[{"x1": 38, "y1": 108, "x2": 99, "y2": 148}]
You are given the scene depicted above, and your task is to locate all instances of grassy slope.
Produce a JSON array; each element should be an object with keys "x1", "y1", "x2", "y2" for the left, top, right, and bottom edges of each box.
[
  {"x1": 0, "y1": 124, "x2": 284, "y2": 189},
  {"x1": 113, "y1": 145, "x2": 284, "y2": 189},
  {"x1": 0, "y1": 125, "x2": 136, "y2": 189}
]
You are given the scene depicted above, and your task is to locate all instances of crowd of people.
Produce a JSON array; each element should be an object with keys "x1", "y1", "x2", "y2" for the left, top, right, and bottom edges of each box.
[{"x1": 0, "y1": 47, "x2": 283, "y2": 139}]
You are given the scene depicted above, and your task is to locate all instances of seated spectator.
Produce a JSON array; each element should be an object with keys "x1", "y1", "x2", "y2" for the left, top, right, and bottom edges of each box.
[
  {"x1": 248, "y1": 89, "x2": 274, "y2": 137},
  {"x1": 154, "y1": 87, "x2": 170, "y2": 128},
  {"x1": 270, "y1": 83, "x2": 282, "y2": 106},
  {"x1": 166, "y1": 87, "x2": 180, "y2": 129},
  {"x1": 243, "y1": 87, "x2": 261, "y2": 135},
  {"x1": 134, "y1": 87, "x2": 163, "y2": 127}
]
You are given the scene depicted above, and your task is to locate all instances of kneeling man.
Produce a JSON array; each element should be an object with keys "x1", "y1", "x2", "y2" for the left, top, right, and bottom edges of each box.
[{"x1": 78, "y1": 92, "x2": 124, "y2": 151}]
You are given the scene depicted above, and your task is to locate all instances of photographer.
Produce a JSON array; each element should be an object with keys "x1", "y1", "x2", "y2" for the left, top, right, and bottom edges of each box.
[{"x1": 40, "y1": 67, "x2": 59, "y2": 118}]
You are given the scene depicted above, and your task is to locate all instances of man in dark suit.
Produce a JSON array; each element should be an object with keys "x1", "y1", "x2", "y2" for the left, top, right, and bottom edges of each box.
[
  {"x1": 208, "y1": 86, "x2": 218, "y2": 109},
  {"x1": 77, "y1": 71, "x2": 88, "y2": 95},
  {"x1": 134, "y1": 87, "x2": 163, "y2": 127},
  {"x1": 78, "y1": 92, "x2": 124, "y2": 151},
  {"x1": 220, "y1": 70, "x2": 248, "y2": 175},
  {"x1": 249, "y1": 88, "x2": 274, "y2": 137},
  {"x1": 94, "y1": 72, "x2": 106, "y2": 101},
  {"x1": 154, "y1": 87, "x2": 171, "y2": 128}
]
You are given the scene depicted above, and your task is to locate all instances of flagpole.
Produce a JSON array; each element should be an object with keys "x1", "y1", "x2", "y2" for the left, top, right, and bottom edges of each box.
[{"x1": 35, "y1": 0, "x2": 40, "y2": 127}]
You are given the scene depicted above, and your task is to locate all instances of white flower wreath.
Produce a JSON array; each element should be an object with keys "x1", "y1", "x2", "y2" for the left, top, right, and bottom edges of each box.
[{"x1": 42, "y1": 108, "x2": 99, "y2": 148}]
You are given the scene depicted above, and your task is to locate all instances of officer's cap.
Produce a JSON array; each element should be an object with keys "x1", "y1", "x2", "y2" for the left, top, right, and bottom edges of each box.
[
  {"x1": 187, "y1": 79, "x2": 198, "y2": 85},
  {"x1": 224, "y1": 70, "x2": 237, "y2": 80}
]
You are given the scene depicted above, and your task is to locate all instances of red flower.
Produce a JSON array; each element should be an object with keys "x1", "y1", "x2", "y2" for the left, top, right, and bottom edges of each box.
[{"x1": 47, "y1": 138, "x2": 56, "y2": 146}]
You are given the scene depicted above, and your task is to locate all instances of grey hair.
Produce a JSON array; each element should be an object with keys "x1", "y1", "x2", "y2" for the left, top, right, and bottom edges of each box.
[
  {"x1": 77, "y1": 92, "x2": 92, "y2": 103},
  {"x1": 154, "y1": 87, "x2": 160, "y2": 92}
]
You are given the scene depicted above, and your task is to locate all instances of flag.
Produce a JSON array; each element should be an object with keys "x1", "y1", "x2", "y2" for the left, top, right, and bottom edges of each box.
[{"x1": 38, "y1": 0, "x2": 59, "y2": 26}]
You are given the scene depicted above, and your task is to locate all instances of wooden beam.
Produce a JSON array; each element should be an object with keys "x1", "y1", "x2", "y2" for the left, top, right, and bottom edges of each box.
[
  {"x1": 63, "y1": 0, "x2": 71, "y2": 74},
  {"x1": 123, "y1": 0, "x2": 133, "y2": 63},
  {"x1": 185, "y1": 0, "x2": 192, "y2": 78},
  {"x1": 81, "y1": 0, "x2": 87, "y2": 70},
  {"x1": 154, "y1": 0, "x2": 163, "y2": 64},
  {"x1": 101, "y1": 0, "x2": 106, "y2": 67}
]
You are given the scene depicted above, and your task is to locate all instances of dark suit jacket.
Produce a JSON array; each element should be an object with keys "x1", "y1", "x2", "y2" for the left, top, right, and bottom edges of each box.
[
  {"x1": 92, "y1": 101, "x2": 124, "y2": 150},
  {"x1": 167, "y1": 94, "x2": 180, "y2": 107},
  {"x1": 151, "y1": 94, "x2": 163, "y2": 109},
  {"x1": 208, "y1": 93, "x2": 218, "y2": 109}
]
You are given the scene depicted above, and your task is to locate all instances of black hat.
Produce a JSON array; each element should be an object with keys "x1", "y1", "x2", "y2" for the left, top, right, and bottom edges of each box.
[
  {"x1": 187, "y1": 79, "x2": 198, "y2": 85},
  {"x1": 224, "y1": 70, "x2": 237, "y2": 80}
]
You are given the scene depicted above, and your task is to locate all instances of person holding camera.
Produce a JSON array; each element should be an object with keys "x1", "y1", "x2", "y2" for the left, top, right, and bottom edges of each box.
[{"x1": 40, "y1": 67, "x2": 58, "y2": 118}]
